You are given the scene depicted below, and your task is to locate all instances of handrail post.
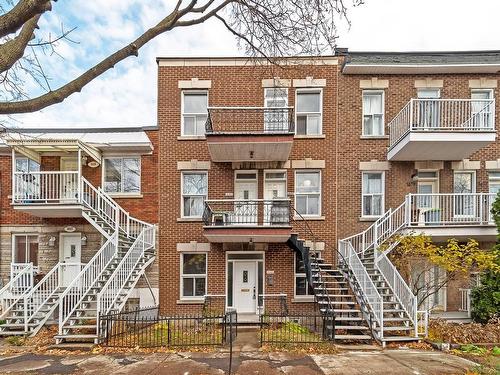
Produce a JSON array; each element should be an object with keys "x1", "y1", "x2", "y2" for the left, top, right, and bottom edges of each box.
[
  {"x1": 409, "y1": 98, "x2": 414, "y2": 131},
  {"x1": 406, "y1": 194, "x2": 411, "y2": 225}
]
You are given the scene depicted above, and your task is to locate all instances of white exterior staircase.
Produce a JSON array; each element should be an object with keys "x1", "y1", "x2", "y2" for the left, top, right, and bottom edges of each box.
[{"x1": 0, "y1": 176, "x2": 155, "y2": 343}]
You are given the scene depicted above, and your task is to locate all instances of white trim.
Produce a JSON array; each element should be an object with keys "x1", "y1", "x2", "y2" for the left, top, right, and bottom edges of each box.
[
  {"x1": 180, "y1": 170, "x2": 208, "y2": 219},
  {"x1": 158, "y1": 57, "x2": 339, "y2": 67},
  {"x1": 294, "y1": 170, "x2": 322, "y2": 218},
  {"x1": 102, "y1": 156, "x2": 141, "y2": 194},
  {"x1": 295, "y1": 88, "x2": 323, "y2": 136},
  {"x1": 362, "y1": 90, "x2": 385, "y2": 136},
  {"x1": 181, "y1": 90, "x2": 209, "y2": 137},
  {"x1": 361, "y1": 171, "x2": 385, "y2": 219},
  {"x1": 180, "y1": 252, "x2": 208, "y2": 301}
]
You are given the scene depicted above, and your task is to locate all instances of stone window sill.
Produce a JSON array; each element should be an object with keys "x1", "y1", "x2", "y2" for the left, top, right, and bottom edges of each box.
[
  {"x1": 292, "y1": 297, "x2": 315, "y2": 303},
  {"x1": 360, "y1": 135, "x2": 389, "y2": 140},
  {"x1": 293, "y1": 216, "x2": 325, "y2": 221},
  {"x1": 177, "y1": 217, "x2": 203, "y2": 222},
  {"x1": 359, "y1": 216, "x2": 379, "y2": 222},
  {"x1": 177, "y1": 299, "x2": 204, "y2": 305},
  {"x1": 294, "y1": 135, "x2": 326, "y2": 139},
  {"x1": 177, "y1": 136, "x2": 206, "y2": 141}
]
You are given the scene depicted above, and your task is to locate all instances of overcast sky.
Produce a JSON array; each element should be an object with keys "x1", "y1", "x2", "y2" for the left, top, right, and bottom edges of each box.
[{"x1": 5, "y1": 0, "x2": 500, "y2": 128}]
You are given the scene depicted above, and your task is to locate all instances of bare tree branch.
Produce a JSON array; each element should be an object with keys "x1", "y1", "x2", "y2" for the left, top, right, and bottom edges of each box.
[
  {"x1": 0, "y1": 0, "x2": 51, "y2": 38},
  {"x1": 0, "y1": 14, "x2": 40, "y2": 73}
]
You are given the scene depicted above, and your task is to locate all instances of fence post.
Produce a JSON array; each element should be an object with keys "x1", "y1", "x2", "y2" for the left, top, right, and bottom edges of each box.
[{"x1": 167, "y1": 319, "x2": 171, "y2": 347}]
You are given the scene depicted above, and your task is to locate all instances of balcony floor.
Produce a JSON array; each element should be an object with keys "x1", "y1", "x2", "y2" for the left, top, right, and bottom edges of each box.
[
  {"x1": 12, "y1": 203, "x2": 83, "y2": 218},
  {"x1": 404, "y1": 224, "x2": 496, "y2": 242},
  {"x1": 203, "y1": 226, "x2": 292, "y2": 243},
  {"x1": 388, "y1": 131, "x2": 496, "y2": 161}
]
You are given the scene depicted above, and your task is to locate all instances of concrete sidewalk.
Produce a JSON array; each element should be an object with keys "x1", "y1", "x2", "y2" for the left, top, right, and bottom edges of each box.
[{"x1": 0, "y1": 349, "x2": 478, "y2": 374}]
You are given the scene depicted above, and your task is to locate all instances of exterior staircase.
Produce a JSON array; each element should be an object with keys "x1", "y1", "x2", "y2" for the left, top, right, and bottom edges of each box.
[{"x1": 0, "y1": 176, "x2": 155, "y2": 344}]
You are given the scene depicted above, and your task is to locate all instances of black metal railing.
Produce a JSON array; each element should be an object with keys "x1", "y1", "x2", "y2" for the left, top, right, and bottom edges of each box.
[
  {"x1": 205, "y1": 107, "x2": 295, "y2": 134},
  {"x1": 203, "y1": 199, "x2": 291, "y2": 227},
  {"x1": 260, "y1": 313, "x2": 333, "y2": 345},
  {"x1": 101, "y1": 306, "x2": 237, "y2": 348}
]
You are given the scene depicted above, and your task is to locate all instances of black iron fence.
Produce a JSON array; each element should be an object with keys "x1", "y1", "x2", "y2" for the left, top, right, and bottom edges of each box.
[
  {"x1": 260, "y1": 313, "x2": 334, "y2": 345},
  {"x1": 203, "y1": 199, "x2": 291, "y2": 227},
  {"x1": 101, "y1": 307, "x2": 237, "y2": 348}
]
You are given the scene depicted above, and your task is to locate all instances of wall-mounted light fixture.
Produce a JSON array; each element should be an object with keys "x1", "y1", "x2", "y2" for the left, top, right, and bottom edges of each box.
[
  {"x1": 81, "y1": 235, "x2": 87, "y2": 246},
  {"x1": 48, "y1": 236, "x2": 56, "y2": 247},
  {"x1": 407, "y1": 172, "x2": 418, "y2": 187}
]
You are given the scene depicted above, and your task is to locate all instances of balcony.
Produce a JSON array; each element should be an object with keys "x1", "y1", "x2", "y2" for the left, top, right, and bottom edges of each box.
[
  {"x1": 205, "y1": 107, "x2": 295, "y2": 163},
  {"x1": 202, "y1": 199, "x2": 292, "y2": 243},
  {"x1": 406, "y1": 192, "x2": 496, "y2": 240},
  {"x1": 12, "y1": 171, "x2": 85, "y2": 217},
  {"x1": 388, "y1": 99, "x2": 496, "y2": 161}
]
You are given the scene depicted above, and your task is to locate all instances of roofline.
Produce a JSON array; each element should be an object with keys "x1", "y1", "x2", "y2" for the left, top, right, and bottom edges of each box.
[
  {"x1": 156, "y1": 55, "x2": 336, "y2": 62},
  {"x1": 4, "y1": 125, "x2": 158, "y2": 134},
  {"x1": 335, "y1": 48, "x2": 500, "y2": 56}
]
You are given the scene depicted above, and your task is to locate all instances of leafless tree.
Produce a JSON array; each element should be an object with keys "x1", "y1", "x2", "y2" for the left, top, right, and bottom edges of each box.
[{"x1": 0, "y1": 0, "x2": 363, "y2": 115}]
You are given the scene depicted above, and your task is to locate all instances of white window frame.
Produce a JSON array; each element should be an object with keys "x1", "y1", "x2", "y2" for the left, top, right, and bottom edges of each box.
[
  {"x1": 361, "y1": 171, "x2": 385, "y2": 218},
  {"x1": 180, "y1": 252, "x2": 208, "y2": 300},
  {"x1": 102, "y1": 156, "x2": 141, "y2": 195},
  {"x1": 293, "y1": 251, "x2": 320, "y2": 298},
  {"x1": 488, "y1": 171, "x2": 500, "y2": 194},
  {"x1": 12, "y1": 234, "x2": 39, "y2": 266},
  {"x1": 181, "y1": 171, "x2": 208, "y2": 219},
  {"x1": 294, "y1": 170, "x2": 322, "y2": 218},
  {"x1": 264, "y1": 87, "x2": 289, "y2": 107},
  {"x1": 181, "y1": 90, "x2": 209, "y2": 136},
  {"x1": 295, "y1": 88, "x2": 323, "y2": 135},
  {"x1": 471, "y1": 89, "x2": 494, "y2": 129},
  {"x1": 362, "y1": 90, "x2": 385, "y2": 137}
]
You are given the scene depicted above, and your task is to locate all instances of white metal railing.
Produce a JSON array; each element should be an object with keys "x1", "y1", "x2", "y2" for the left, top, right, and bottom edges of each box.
[
  {"x1": 459, "y1": 288, "x2": 472, "y2": 318},
  {"x1": 417, "y1": 310, "x2": 429, "y2": 337},
  {"x1": 9, "y1": 263, "x2": 34, "y2": 293},
  {"x1": 407, "y1": 193, "x2": 496, "y2": 226},
  {"x1": 12, "y1": 171, "x2": 80, "y2": 204},
  {"x1": 24, "y1": 263, "x2": 82, "y2": 332},
  {"x1": 338, "y1": 240, "x2": 384, "y2": 338},
  {"x1": 58, "y1": 234, "x2": 117, "y2": 334},
  {"x1": 96, "y1": 225, "x2": 155, "y2": 327},
  {"x1": 376, "y1": 249, "x2": 418, "y2": 337},
  {"x1": 389, "y1": 98, "x2": 496, "y2": 147},
  {"x1": 0, "y1": 263, "x2": 33, "y2": 317}
]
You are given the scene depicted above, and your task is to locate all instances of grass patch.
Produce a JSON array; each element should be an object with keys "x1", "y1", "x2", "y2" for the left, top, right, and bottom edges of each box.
[
  {"x1": 5, "y1": 336, "x2": 26, "y2": 346},
  {"x1": 260, "y1": 320, "x2": 325, "y2": 345}
]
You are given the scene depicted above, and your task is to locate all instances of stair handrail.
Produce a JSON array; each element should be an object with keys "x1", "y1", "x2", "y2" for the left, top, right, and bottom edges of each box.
[
  {"x1": 80, "y1": 177, "x2": 121, "y2": 233},
  {"x1": 58, "y1": 233, "x2": 117, "y2": 334},
  {"x1": 24, "y1": 262, "x2": 81, "y2": 331},
  {"x1": 96, "y1": 225, "x2": 155, "y2": 330},
  {"x1": 0, "y1": 263, "x2": 33, "y2": 318}
]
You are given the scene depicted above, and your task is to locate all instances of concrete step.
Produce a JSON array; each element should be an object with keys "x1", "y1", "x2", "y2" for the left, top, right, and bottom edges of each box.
[{"x1": 334, "y1": 334, "x2": 372, "y2": 340}]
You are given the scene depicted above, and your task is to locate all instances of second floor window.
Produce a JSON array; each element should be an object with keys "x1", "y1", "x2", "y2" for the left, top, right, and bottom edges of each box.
[
  {"x1": 471, "y1": 89, "x2": 494, "y2": 129},
  {"x1": 182, "y1": 172, "x2": 208, "y2": 218},
  {"x1": 182, "y1": 91, "x2": 208, "y2": 136},
  {"x1": 295, "y1": 171, "x2": 321, "y2": 217},
  {"x1": 362, "y1": 172, "x2": 384, "y2": 217},
  {"x1": 264, "y1": 88, "x2": 289, "y2": 132},
  {"x1": 489, "y1": 172, "x2": 500, "y2": 194},
  {"x1": 362, "y1": 91, "x2": 384, "y2": 136},
  {"x1": 296, "y1": 89, "x2": 322, "y2": 135},
  {"x1": 103, "y1": 157, "x2": 141, "y2": 194}
]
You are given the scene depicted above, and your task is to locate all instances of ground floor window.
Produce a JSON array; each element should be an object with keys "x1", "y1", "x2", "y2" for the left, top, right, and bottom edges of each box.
[
  {"x1": 12, "y1": 234, "x2": 38, "y2": 266},
  {"x1": 180, "y1": 253, "x2": 207, "y2": 299},
  {"x1": 294, "y1": 252, "x2": 315, "y2": 297}
]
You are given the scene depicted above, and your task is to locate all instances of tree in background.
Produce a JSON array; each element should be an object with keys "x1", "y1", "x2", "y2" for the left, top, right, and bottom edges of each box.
[
  {"x1": 470, "y1": 193, "x2": 500, "y2": 323},
  {"x1": 386, "y1": 234, "x2": 499, "y2": 310},
  {"x1": 0, "y1": 0, "x2": 363, "y2": 115}
]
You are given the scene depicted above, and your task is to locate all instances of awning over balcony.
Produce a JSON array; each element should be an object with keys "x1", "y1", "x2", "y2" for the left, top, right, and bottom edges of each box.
[{"x1": 6, "y1": 139, "x2": 101, "y2": 165}]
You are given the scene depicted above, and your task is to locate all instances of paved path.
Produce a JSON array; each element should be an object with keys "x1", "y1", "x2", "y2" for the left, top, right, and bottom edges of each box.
[{"x1": 0, "y1": 350, "x2": 478, "y2": 374}]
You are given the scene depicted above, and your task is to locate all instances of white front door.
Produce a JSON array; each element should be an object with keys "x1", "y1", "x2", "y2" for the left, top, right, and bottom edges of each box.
[
  {"x1": 234, "y1": 173, "x2": 258, "y2": 225},
  {"x1": 233, "y1": 261, "x2": 257, "y2": 313},
  {"x1": 417, "y1": 89, "x2": 441, "y2": 128},
  {"x1": 264, "y1": 171, "x2": 287, "y2": 225},
  {"x1": 454, "y1": 171, "x2": 476, "y2": 218},
  {"x1": 59, "y1": 233, "x2": 82, "y2": 287},
  {"x1": 60, "y1": 157, "x2": 79, "y2": 202}
]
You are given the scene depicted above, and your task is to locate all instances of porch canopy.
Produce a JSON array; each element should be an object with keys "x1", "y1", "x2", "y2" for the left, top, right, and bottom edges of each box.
[{"x1": 5, "y1": 138, "x2": 101, "y2": 165}]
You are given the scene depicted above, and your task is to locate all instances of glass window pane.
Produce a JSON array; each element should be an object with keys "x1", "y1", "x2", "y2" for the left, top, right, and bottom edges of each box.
[
  {"x1": 295, "y1": 252, "x2": 305, "y2": 273},
  {"x1": 296, "y1": 172, "x2": 320, "y2": 193},
  {"x1": 28, "y1": 236, "x2": 38, "y2": 266},
  {"x1": 454, "y1": 173, "x2": 473, "y2": 193},
  {"x1": 297, "y1": 92, "x2": 320, "y2": 113},
  {"x1": 307, "y1": 195, "x2": 320, "y2": 215},
  {"x1": 307, "y1": 115, "x2": 321, "y2": 135},
  {"x1": 363, "y1": 173, "x2": 382, "y2": 194},
  {"x1": 28, "y1": 160, "x2": 40, "y2": 172},
  {"x1": 104, "y1": 159, "x2": 122, "y2": 193},
  {"x1": 295, "y1": 276, "x2": 307, "y2": 295},
  {"x1": 363, "y1": 116, "x2": 373, "y2": 135},
  {"x1": 296, "y1": 196, "x2": 307, "y2": 215},
  {"x1": 183, "y1": 277, "x2": 194, "y2": 297},
  {"x1": 363, "y1": 196, "x2": 373, "y2": 216},
  {"x1": 123, "y1": 158, "x2": 140, "y2": 193},
  {"x1": 183, "y1": 253, "x2": 206, "y2": 274},
  {"x1": 194, "y1": 277, "x2": 206, "y2": 296},
  {"x1": 265, "y1": 88, "x2": 287, "y2": 99},
  {"x1": 296, "y1": 116, "x2": 307, "y2": 135},
  {"x1": 183, "y1": 173, "x2": 207, "y2": 195},
  {"x1": 15, "y1": 159, "x2": 28, "y2": 173},
  {"x1": 183, "y1": 196, "x2": 204, "y2": 217},
  {"x1": 14, "y1": 236, "x2": 27, "y2": 263},
  {"x1": 183, "y1": 116, "x2": 196, "y2": 135},
  {"x1": 184, "y1": 93, "x2": 207, "y2": 113}
]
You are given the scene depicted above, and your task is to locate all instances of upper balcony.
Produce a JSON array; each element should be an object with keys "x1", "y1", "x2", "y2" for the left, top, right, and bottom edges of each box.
[
  {"x1": 202, "y1": 199, "x2": 292, "y2": 243},
  {"x1": 205, "y1": 107, "x2": 295, "y2": 163},
  {"x1": 388, "y1": 98, "x2": 496, "y2": 161}
]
